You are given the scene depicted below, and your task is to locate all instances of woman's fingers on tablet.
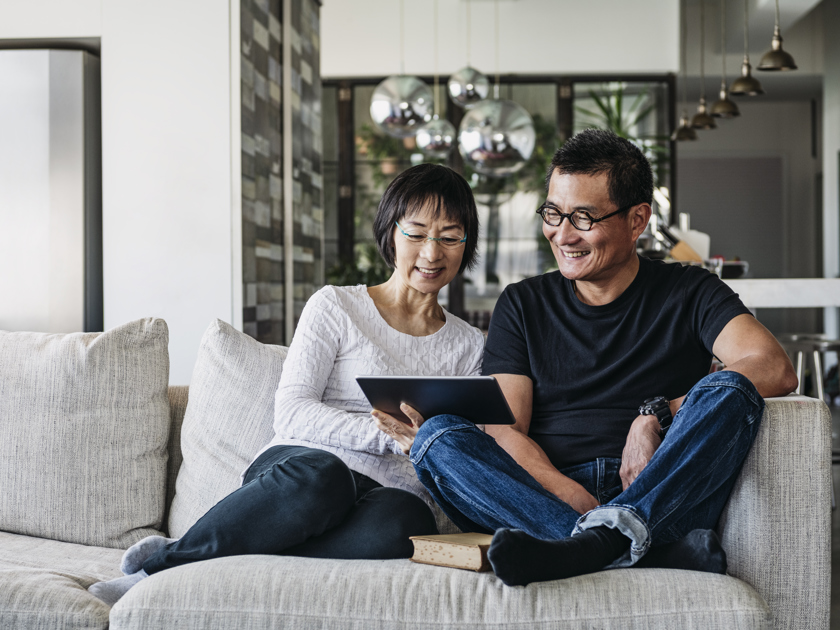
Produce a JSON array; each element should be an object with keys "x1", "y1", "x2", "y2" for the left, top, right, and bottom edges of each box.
[
  {"x1": 372, "y1": 410, "x2": 415, "y2": 454},
  {"x1": 399, "y1": 403, "x2": 426, "y2": 429}
]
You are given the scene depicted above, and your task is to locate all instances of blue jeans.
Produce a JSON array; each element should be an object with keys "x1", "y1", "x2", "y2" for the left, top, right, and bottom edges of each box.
[
  {"x1": 144, "y1": 445, "x2": 437, "y2": 574},
  {"x1": 410, "y1": 370, "x2": 764, "y2": 566}
]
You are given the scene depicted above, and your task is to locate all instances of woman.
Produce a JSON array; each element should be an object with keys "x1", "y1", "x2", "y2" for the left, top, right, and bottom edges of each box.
[{"x1": 89, "y1": 163, "x2": 484, "y2": 605}]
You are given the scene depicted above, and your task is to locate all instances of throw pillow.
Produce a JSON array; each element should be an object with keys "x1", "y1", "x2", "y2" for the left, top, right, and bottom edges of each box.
[
  {"x1": 0, "y1": 318, "x2": 170, "y2": 548},
  {"x1": 168, "y1": 319, "x2": 287, "y2": 538}
]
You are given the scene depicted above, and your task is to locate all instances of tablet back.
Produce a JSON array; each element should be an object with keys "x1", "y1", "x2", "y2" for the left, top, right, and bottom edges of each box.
[{"x1": 356, "y1": 376, "x2": 516, "y2": 425}]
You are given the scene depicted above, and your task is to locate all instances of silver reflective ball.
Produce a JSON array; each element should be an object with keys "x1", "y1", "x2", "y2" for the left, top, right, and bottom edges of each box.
[
  {"x1": 370, "y1": 76, "x2": 434, "y2": 138},
  {"x1": 458, "y1": 100, "x2": 536, "y2": 177},
  {"x1": 447, "y1": 66, "x2": 490, "y2": 109},
  {"x1": 415, "y1": 116, "x2": 456, "y2": 158}
]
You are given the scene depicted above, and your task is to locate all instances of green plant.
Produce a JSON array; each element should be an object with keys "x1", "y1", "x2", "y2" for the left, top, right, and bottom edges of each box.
[
  {"x1": 326, "y1": 242, "x2": 392, "y2": 287},
  {"x1": 574, "y1": 82, "x2": 670, "y2": 182}
]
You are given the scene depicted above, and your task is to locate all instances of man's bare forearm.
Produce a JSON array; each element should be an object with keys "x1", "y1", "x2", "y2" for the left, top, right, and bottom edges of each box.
[{"x1": 485, "y1": 425, "x2": 599, "y2": 514}]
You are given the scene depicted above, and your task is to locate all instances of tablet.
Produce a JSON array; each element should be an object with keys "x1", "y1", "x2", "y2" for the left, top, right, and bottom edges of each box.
[{"x1": 355, "y1": 375, "x2": 516, "y2": 425}]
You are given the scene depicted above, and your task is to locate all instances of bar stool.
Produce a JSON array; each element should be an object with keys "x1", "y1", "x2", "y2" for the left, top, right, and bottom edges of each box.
[
  {"x1": 777, "y1": 334, "x2": 840, "y2": 403},
  {"x1": 777, "y1": 334, "x2": 840, "y2": 469}
]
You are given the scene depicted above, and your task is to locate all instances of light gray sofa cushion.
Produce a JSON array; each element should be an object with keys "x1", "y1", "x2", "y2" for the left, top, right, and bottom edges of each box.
[
  {"x1": 110, "y1": 555, "x2": 770, "y2": 630},
  {"x1": 0, "y1": 531, "x2": 123, "y2": 630},
  {"x1": 0, "y1": 319, "x2": 170, "y2": 548},
  {"x1": 167, "y1": 319, "x2": 287, "y2": 538}
]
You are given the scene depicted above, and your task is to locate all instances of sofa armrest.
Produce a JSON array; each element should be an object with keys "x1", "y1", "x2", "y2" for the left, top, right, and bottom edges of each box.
[
  {"x1": 162, "y1": 386, "x2": 189, "y2": 531},
  {"x1": 717, "y1": 395, "x2": 831, "y2": 630}
]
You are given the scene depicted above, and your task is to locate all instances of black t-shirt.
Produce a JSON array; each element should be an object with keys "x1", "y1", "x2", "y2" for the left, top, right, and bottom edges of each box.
[{"x1": 481, "y1": 256, "x2": 752, "y2": 470}]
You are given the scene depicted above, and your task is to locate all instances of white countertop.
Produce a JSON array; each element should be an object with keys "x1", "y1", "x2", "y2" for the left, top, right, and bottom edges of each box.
[{"x1": 723, "y1": 279, "x2": 840, "y2": 308}]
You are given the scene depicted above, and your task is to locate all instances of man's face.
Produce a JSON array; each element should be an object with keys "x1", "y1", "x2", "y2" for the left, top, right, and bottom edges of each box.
[{"x1": 542, "y1": 170, "x2": 646, "y2": 284}]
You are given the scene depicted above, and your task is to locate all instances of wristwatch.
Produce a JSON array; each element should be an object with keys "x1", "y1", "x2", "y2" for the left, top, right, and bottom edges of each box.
[{"x1": 639, "y1": 396, "x2": 673, "y2": 436}]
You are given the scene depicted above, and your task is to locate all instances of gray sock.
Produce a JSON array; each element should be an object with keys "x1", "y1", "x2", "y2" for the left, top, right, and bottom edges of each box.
[
  {"x1": 88, "y1": 569, "x2": 148, "y2": 606},
  {"x1": 120, "y1": 535, "x2": 176, "y2": 575}
]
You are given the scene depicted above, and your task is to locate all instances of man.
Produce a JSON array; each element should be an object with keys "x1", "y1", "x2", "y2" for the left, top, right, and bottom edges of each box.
[{"x1": 374, "y1": 129, "x2": 798, "y2": 586}]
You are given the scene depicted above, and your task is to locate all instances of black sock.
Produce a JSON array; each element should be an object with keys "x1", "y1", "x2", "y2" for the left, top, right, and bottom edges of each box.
[
  {"x1": 487, "y1": 526, "x2": 630, "y2": 587},
  {"x1": 633, "y1": 529, "x2": 727, "y2": 574}
]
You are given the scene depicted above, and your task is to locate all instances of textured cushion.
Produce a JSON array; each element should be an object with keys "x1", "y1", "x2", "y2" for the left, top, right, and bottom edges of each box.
[
  {"x1": 0, "y1": 319, "x2": 170, "y2": 548},
  {"x1": 167, "y1": 320, "x2": 287, "y2": 538},
  {"x1": 0, "y1": 531, "x2": 124, "y2": 630},
  {"x1": 111, "y1": 555, "x2": 770, "y2": 630}
]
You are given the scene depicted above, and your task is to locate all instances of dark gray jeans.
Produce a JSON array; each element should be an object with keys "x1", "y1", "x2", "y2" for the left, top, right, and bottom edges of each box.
[{"x1": 144, "y1": 445, "x2": 437, "y2": 574}]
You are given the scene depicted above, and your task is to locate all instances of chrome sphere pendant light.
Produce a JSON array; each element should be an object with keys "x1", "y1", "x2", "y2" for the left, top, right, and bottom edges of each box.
[
  {"x1": 458, "y1": 0, "x2": 534, "y2": 176},
  {"x1": 711, "y1": 0, "x2": 740, "y2": 118},
  {"x1": 691, "y1": 0, "x2": 717, "y2": 130},
  {"x1": 417, "y1": 0, "x2": 456, "y2": 157},
  {"x1": 370, "y1": 0, "x2": 434, "y2": 138},
  {"x1": 758, "y1": 0, "x2": 797, "y2": 71},
  {"x1": 729, "y1": 0, "x2": 764, "y2": 95},
  {"x1": 447, "y1": 0, "x2": 490, "y2": 109},
  {"x1": 672, "y1": 0, "x2": 697, "y2": 141}
]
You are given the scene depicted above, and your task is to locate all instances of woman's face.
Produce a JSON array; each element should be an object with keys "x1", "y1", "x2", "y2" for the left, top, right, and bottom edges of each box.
[{"x1": 391, "y1": 203, "x2": 466, "y2": 296}]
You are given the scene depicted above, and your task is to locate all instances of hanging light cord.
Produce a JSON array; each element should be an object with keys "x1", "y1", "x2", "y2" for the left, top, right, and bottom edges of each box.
[
  {"x1": 721, "y1": 0, "x2": 727, "y2": 82},
  {"x1": 774, "y1": 0, "x2": 780, "y2": 29},
  {"x1": 681, "y1": 0, "x2": 688, "y2": 110},
  {"x1": 743, "y1": 0, "x2": 750, "y2": 61},
  {"x1": 466, "y1": 0, "x2": 471, "y2": 67},
  {"x1": 494, "y1": 0, "x2": 500, "y2": 99},
  {"x1": 399, "y1": 0, "x2": 405, "y2": 75},
  {"x1": 433, "y1": 0, "x2": 439, "y2": 115},
  {"x1": 700, "y1": 0, "x2": 706, "y2": 99}
]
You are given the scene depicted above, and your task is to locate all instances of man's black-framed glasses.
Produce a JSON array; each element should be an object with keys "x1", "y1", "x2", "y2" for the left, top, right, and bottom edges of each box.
[{"x1": 536, "y1": 203, "x2": 635, "y2": 231}]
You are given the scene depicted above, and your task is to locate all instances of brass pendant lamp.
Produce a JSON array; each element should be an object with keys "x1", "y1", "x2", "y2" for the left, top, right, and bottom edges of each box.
[
  {"x1": 757, "y1": 0, "x2": 797, "y2": 71},
  {"x1": 691, "y1": 0, "x2": 717, "y2": 130},
  {"x1": 711, "y1": 0, "x2": 740, "y2": 118},
  {"x1": 672, "y1": 0, "x2": 697, "y2": 141},
  {"x1": 729, "y1": 0, "x2": 764, "y2": 95}
]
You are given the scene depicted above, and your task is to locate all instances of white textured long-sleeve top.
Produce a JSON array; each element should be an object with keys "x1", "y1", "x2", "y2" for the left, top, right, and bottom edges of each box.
[{"x1": 253, "y1": 284, "x2": 484, "y2": 511}]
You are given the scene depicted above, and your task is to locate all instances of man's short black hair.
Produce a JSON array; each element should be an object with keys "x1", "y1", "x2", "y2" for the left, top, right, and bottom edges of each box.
[
  {"x1": 374, "y1": 163, "x2": 479, "y2": 274},
  {"x1": 545, "y1": 129, "x2": 654, "y2": 210}
]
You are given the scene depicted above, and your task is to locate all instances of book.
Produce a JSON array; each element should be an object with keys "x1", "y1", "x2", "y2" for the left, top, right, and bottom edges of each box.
[{"x1": 409, "y1": 533, "x2": 494, "y2": 572}]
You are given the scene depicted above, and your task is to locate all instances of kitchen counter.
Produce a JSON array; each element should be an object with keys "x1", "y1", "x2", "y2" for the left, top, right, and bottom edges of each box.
[{"x1": 723, "y1": 279, "x2": 840, "y2": 308}]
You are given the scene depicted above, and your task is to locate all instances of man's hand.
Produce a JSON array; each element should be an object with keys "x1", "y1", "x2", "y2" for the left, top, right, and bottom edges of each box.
[
  {"x1": 372, "y1": 403, "x2": 425, "y2": 454},
  {"x1": 620, "y1": 414, "x2": 662, "y2": 490}
]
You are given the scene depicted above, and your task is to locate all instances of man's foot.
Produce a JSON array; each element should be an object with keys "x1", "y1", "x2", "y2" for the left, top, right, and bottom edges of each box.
[
  {"x1": 120, "y1": 535, "x2": 176, "y2": 575},
  {"x1": 634, "y1": 529, "x2": 727, "y2": 574},
  {"x1": 88, "y1": 570, "x2": 148, "y2": 606},
  {"x1": 487, "y1": 526, "x2": 630, "y2": 587}
]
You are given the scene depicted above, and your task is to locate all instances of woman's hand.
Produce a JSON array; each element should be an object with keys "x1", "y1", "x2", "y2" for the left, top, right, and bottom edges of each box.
[{"x1": 372, "y1": 403, "x2": 425, "y2": 454}]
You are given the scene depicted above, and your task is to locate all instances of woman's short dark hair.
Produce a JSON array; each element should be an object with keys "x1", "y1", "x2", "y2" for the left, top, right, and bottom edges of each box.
[
  {"x1": 545, "y1": 129, "x2": 654, "y2": 210},
  {"x1": 373, "y1": 163, "x2": 479, "y2": 274}
]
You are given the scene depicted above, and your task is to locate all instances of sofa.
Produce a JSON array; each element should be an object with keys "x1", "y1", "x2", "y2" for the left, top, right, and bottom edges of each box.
[{"x1": 0, "y1": 317, "x2": 832, "y2": 630}]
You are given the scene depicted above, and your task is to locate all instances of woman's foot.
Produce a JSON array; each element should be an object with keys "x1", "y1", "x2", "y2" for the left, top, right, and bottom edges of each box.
[
  {"x1": 88, "y1": 570, "x2": 148, "y2": 606},
  {"x1": 120, "y1": 535, "x2": 175, "y2": 575}
]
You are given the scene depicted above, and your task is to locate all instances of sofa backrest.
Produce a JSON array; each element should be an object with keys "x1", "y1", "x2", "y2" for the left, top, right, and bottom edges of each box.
[{"x1": 163, "y1": 385, "x2": 189, "y2": 529}]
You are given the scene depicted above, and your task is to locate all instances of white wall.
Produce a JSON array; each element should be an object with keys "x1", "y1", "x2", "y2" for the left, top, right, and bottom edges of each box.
[
  {"x1": 320, "y1": 0, "x2": 679, "y2": 77},
  {"x1": 0, "y1": 0, "x2": 237, "y2": 384},
  {"x1": 676, "y1": 99, "x2": 822, "y2": 334}
]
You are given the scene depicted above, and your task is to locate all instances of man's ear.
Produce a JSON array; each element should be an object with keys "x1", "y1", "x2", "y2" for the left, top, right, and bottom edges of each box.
[{"x1": 630, "y1": 203, "x2": 652, "y2": 241}]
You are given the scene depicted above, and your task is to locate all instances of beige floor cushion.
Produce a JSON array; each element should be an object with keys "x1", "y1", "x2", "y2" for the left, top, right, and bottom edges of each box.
[{"x1": 0, "y1": 319, "x2": 170, "y2": 548}]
